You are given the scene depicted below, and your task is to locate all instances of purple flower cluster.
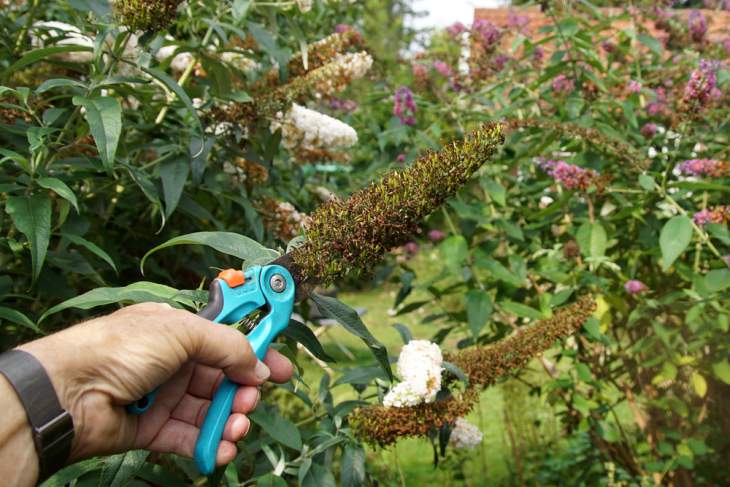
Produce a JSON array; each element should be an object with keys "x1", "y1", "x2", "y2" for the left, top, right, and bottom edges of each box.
[
  {"x1": 329, "y1": 97, "x2": 358, "y2": 113},
  {"x1": 678, "y1": 159, "x2": 722, "y2": 177},
  {"x1": 432, "y1": 60, "x2": 453, "y2": 77},
  {"x1": 427, "y1": 229, "x2": 446, "y2": 242},
  {"x1": 472, "y1": 19, "x2": 501, "y2": 50},
  {"x1": 492, "y1": 55, "x2": 510, "y2": 72},
  {"x1": 684, "y1": 59, "x2": 720, "y2": 107},
  {"x1": 539, "y1": 160, "x2": 598, "y2": 190},
  {"x1": 688, "y1": 10, "x2": 707, "y2": 43},
  {"x1": 646, "y1": 88, "x2": 668, "y2": 117},
  {"x1": 334, "y1": 24, "x2": 353, "y2": 34},
  {"x1": 533, "y1": 46, "x2": 545, "y2": 65},
  {"x1": 693, "y1": 209, "x2": 714, "y2": 226},
  {"x1": 624, "y1": 280, "x2": 648, "y2": 295},
  {"x1": 640, "y1": 123, "x2": 658, "y2": 138},
  {"x1": 393, "y1": 86, "x2": 417, "y2": 126},
  {"x1": 446, "y1": 22, "x2": 466, "y2": 38},
  {"x1": 507, "y1": 11, "x2": 529, "y2": 32},
  {"x1": 552, "y1": 74, "x2": 575, "y2": 94},
  {"x1": 627, "y1": 80, "x2": 642, "y2": 94}
]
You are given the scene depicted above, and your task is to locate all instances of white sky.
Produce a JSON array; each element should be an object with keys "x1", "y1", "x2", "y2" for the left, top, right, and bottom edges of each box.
[{"x1": 408, "y1": 0, "x2": 510, "y2": 30}]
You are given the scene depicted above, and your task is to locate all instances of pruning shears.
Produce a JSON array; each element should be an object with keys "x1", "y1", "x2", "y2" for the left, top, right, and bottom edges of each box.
[{"x1": 126, "y1": 255, "x2": 302, "y2": 475}]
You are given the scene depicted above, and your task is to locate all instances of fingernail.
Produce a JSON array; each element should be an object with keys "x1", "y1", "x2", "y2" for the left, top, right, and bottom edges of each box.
[{"x1": 254, "y1": 361, "x2": 270, "y2": 381}]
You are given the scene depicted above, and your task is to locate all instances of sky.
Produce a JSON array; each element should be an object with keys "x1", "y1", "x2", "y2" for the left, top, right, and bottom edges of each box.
[{"x1": 407, "y1": 0, "x2": 510, "y2": 30}]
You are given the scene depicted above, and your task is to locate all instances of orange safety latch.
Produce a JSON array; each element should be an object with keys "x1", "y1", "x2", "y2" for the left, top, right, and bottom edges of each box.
[{"x1": 217, "y1": 269, "x2": 245, "y2": 288}]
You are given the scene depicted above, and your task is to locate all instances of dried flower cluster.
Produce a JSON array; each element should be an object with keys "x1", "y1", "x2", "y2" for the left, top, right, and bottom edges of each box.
[
  {"x1": 115, "y1": 0, "x2": 182, "y2": 31},
  {"x1": 449, "y1": 418, "x2": 483, "y2": 450},
  {"x1": 290, "y1": 123, "x2": 504, "y2": 285},
  {"x1": 259, "y1": 30, "x2": 363, "y2": 87},
  {"x1": 258, "y1": 198, "x2": 308, "y2": 242},
  {"x1": 693, "y1": 205, "x2": 730, "y2": 226},
  {"x1": 215, "y1": 51, "x2": 372, "y2": 126},
  {"x1": 270, "y1": 103, "x2": 358, "y2": 158},
  {"x1": 350, "y1": 297, "x2": 596, "y2": 446},
  {"x1": 678, "y1": 159, "x2": 729, "y2": 178},
  {"x1": 383, "y1": 340, "x2": 443, "y2": 408},
  {"x1": 445, "y1": 296, "x2": 596, "y2": 389},
  {"x1": 507, "y1": 119, "x2": 650, "y2": 173}
]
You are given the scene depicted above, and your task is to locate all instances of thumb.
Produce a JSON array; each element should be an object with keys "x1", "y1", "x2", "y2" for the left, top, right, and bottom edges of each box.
[{"x1": 174, "y1": 309, "x2": 271, "y2": 385}]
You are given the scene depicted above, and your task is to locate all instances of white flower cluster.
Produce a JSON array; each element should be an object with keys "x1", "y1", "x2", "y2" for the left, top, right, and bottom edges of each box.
[
  {"x1": 334, "y1": 51, "x2": 373, "y2": 80},
  {"x1": 220, "y1": 51, "x2": 261, "y2": 73},
  {"x1": 383, "y1": 340, "x2": 443, "y2": 408},
  {"x1": 270, "y1": 103, "x2": 358, "y2": 151},
  {"x1": 449, "y1": 418, "x2": 483, "y2": 450},
  {"x1": 30, "y1": 21, "x2": 94, "y2": 63},
  {"x1": 156, "y1": 37, "x2": 195, "y2": 73}
]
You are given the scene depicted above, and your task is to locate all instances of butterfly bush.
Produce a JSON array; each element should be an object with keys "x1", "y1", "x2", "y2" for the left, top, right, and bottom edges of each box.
[
  {"x1": 393, "y1": 86, "x2": 417, "y2": 125},
  {"x1": 270, "y1": 103, "x2": 358, "y2": 153},
  {"x1": 383, "y1": 340, "x2": 443, "y2": 409},
  {"x1": 539, "y1": 160, "x2": 599, "y2": 191}
]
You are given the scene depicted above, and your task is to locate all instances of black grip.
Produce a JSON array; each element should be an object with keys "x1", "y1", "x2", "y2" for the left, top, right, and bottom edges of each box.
[{"x1": 197, "y1": 279, "x2": 224, "y2": 320}]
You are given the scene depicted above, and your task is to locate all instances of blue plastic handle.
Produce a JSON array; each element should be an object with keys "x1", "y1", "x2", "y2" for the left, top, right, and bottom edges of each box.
[{"x1": 193, "y1": 265, "x2": 295, "y2": 475}]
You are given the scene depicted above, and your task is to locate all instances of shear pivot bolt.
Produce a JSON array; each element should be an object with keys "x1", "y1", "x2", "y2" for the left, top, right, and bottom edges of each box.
[{"x1": 270, "y1": 274, "x2": 286, "y2": 293}]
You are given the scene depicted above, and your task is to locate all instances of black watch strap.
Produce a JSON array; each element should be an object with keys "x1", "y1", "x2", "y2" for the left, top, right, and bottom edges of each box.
[{"x1": 0, "y1": 349, "x2": 74, "y2": 481}]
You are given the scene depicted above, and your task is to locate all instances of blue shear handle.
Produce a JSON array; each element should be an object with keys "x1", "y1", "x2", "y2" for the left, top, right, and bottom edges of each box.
[{"x1": 194, "y1": 265, "x2": 294, "y2": 476}]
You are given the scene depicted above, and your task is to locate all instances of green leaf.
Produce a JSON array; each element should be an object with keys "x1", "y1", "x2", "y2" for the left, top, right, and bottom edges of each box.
[
  {"x1": 159, "y1": 157, "x2": 189, "y2": 219},
  {"x1": 392, "y1": 323, "x2": 412, "y2": 344},
  {"x1": 439, "y1": 235, "x2": 468, "y2": 274},
  {"x1": 6, "y1": 194, "x2": 52, "y2": 283},
  {"x1": 141, "y1": 67, "x2": 202, "y2": 133},
  {"x1": 5, "y1": 46, "x2": 93, "y2": 76},
  {"x1": 37, "y1": 177, "x2": 79, "y2": 212},
  {"x1": 141, "y1": 231, "x2": 278, "y2": 272},
  {"x1": 638, "y1": 34, "x2": 662, "y2": 56},
  {"x1": 281, "y1": 319, "x2": 334, "y2": 362},
  {"x1": 255, "y1": 474, "x2": 287, "y2": 487},
  {"x1": 476, "y1": 256, "x2": 524, "y2": 287},
  {"x1": 465, "y1": 290, "x2": 492, "y2": 337},
  {"x1": 232, "y1": 0, "x2": 252, "y2": 21},
  {"x1": 704, "y1": 269, "x2": 730, "y2": 292},
  {"x1": 691, "y1": 371, "x2": 707, "y2": 397},
  {"x1": 0, "y1": 306, "x2": 41, "y2": 333},
  {"x1": 341, "y1": 444, "x2": 366, "y2": 487},
  {"x1": 35, "y1": 78, "x2": 86, "y2": 94},
  {"x1": 40, "y1": 458, "x2": 103, "y2": 487},
  {"x1": 61, "y1": 233, "x2": 117, "y2": 272},
  {"x1": 249, "y1": 407, "x2": 302, "y2": 451},
  {"x1": 72, "y1": 96, "x2": 122, "y2": 170},
  {"x1": 310, "y1": 292, "x2": 392, "y2": 380},
  {"x1": 576, "y1": 222, "x2": 607, "y2": 259},
  {"x1": 302, "y1": 463, "x2": 336, "y2": 487},
  {"x1": 40, "y1": 281, "x2": 188, "y2": 322},
  {"x1": 712, "y1": 361, "x2": 730, "y2": 385},
  {"x1": 481, "y1": 177, "x2": 506, "y2": 206},
  {"x1": 100, "y1": 450, "x2": 149, "y2": 487},
  {"x1": 500, "y1": 300, "x2": 545, "y2": 320},
  {"x1": 442, "y1": 361, "x2": 469, "y2": 384},
  {"x1": 659, "y1": 215, "x2": 692, "y2": 271},
  {"x1": 638, "y1": 173, "x2": 656, "y2": 191}
]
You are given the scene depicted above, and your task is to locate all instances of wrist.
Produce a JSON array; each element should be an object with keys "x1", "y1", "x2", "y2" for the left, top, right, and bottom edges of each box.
[
  {"x1": 0, "y1": 373, "x2": 40, "y2": 486},
  {"x1": 18, "y1": 332, "x2": 89, "y2": 461}
]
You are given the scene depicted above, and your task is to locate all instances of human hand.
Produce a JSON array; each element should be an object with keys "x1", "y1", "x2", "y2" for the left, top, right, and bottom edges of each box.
[{"x1": 19, "y1": 302, "x2": 294, "y2": 465}]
